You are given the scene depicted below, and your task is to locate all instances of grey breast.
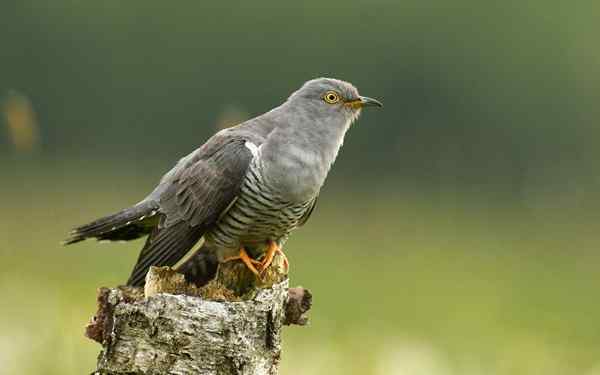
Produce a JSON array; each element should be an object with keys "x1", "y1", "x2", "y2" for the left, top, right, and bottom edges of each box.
[{"x1": 204, "y1": 153, "x2": 314, "y2": 251}]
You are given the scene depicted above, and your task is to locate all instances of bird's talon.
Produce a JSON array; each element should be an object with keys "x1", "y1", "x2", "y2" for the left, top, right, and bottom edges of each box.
[
  {"x1": 222, "y1": 247, "x2": 260, "y2": 276},
  {"x1": 257, "y1": 241, "x2": 289, "y2": 274}
]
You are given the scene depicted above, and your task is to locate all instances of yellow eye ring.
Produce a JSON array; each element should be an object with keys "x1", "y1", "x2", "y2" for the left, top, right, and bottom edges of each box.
[{"x1": 323, "y1": 91, "x2": 341, "y2": 104}]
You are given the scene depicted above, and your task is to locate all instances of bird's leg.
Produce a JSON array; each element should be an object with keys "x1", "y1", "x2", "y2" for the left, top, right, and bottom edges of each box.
[
  {"x1": 259, "y1": 240, "x2": 289, "y2": 274},
  {"x1": 222, "y1": 247, "x2": 261, "y2": 276}
]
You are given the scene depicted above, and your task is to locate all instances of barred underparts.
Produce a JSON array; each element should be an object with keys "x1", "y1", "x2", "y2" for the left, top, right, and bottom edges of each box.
[{"x1": 206, "y1": 157, "x2": 314, "y2": 250}]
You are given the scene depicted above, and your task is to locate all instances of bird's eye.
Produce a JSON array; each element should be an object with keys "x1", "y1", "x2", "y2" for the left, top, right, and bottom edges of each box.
[{"x1": 323, "y1": 91, "x2": 341, "y2": 104}]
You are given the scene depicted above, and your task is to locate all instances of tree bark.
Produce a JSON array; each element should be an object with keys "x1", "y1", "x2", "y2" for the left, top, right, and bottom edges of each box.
[{"x1": 85, "y1": 253, "x2": 311, "y2": 375}]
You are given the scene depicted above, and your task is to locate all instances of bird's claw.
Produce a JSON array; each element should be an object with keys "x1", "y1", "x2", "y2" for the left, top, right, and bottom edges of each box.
[
  {"x1": 258, "y1": 241, "x2": 289, "y2": 275},
  {"x1": 222, "y1": 244, "x2": 289, "y2": 278},
  {"x1": 222, "y1": 247, "x2": 261, "y2": 276}
]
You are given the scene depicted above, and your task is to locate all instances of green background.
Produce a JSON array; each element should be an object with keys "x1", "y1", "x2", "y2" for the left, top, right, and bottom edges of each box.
[{"x1": 2, "y1": 1, "x2": 600, "y2": 374}]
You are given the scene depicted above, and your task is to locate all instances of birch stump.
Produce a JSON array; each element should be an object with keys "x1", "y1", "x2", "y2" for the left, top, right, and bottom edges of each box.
[{"x1": 85, "y1": 253, "x2": 312, "y2": 375}]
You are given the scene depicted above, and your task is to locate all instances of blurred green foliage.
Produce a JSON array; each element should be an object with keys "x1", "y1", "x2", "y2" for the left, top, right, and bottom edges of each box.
[
  {"x1": 1, "y1": 1, "x2": 600, "y2": 374},
  {"x1": 2, "y1": 1, "x2": 599, "y2": 193}
]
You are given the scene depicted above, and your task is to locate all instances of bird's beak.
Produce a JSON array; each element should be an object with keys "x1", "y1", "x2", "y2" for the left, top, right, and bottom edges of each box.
[
  {"x1": 344, "y1": 96, "x2": 383, "y2": 109},
  {"x1": 358, "y1": 96, "x2": 383, "y2": 108}
]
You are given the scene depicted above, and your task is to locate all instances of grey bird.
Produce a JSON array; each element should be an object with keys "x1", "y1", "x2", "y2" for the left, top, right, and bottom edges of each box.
[{"x1": 64, "y1": 78, "x2": 382, "y2": 286}]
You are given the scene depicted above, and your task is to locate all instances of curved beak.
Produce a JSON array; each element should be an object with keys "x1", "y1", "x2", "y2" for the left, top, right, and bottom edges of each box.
[{"x1": 359, "y1": 96, "x2": 383, "y2": 108}]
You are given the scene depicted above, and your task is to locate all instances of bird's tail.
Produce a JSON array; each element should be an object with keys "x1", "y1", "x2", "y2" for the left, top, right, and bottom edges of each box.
[
  {"x1": 177, "y1": 244, "x2": 219, "y2": 287},
  {"x1": 63, "y1": 200, "x2": 160, "y2": 245}
]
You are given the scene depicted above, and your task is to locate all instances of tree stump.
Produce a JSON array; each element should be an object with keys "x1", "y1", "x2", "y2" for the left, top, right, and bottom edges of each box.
[{"x1": 85, "y1": 253, "x2": 312, "y2": 375}]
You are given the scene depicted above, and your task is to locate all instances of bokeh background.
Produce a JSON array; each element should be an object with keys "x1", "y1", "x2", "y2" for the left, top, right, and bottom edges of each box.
[{"x1": 2, "y1": 1, "x2": 600, "y2": 374}]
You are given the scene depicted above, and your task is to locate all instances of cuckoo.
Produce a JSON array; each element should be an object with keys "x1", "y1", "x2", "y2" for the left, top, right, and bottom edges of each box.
[{"x1": 64, "y1": 78, "x2": 382, "y2": 286}]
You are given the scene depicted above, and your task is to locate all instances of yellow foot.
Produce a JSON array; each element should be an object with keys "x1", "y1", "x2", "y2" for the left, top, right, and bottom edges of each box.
[
  {"x1": 259, "y1": 241, "x2": 289, "y2": 274},
  {"x1": 222, "y1": 247, "x2": 261, "y2": 276}
]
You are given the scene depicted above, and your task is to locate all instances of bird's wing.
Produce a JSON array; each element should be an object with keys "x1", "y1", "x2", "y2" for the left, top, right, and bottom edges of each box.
[
  {"x1": 127, "y1": 134, "x2": 255, "y2": 286},
  {"x1": 159, "y1": 135, "x2": 255, "y2": 227}
]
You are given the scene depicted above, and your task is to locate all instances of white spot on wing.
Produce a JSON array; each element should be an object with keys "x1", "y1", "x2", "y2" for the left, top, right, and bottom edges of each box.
[{"x1": 244, "y1": 141, "x2": 259, "y2": 158}]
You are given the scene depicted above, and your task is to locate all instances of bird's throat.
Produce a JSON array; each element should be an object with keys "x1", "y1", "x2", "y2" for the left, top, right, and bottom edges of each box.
[{"x1": 259, "y1": 117, "x2": 351, "y2": 202}]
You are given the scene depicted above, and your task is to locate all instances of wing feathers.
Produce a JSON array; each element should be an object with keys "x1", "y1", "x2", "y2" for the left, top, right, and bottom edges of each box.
[
  {"x1": 127, "y1": 222, "x2": 204, "y2": 287},
  {"x1": 126, "y1": 136, "x2": 256, "y2": 286}
]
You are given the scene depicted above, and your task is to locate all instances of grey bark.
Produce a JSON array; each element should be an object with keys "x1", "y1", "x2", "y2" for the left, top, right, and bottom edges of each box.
[{"x1": 86, "y1": 253, "x2": 311, "y2": 375}]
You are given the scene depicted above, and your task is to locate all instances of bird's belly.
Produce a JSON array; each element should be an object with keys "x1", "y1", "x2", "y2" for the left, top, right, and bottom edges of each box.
[
  {"x1": 204, "y1": 194, "x2": 310, "y2": 254},
  {"x1": 206, "y1": 204, "x2": 299, "y2": 246},
  {"x1": 204, "y1": 162, "x2": 313, "y2": 258}
]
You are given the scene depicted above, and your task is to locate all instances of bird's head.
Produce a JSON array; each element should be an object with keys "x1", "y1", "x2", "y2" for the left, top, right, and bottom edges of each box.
[
  {"x1": 260, "y1": 78, "x2": 382, "y2": 199},
  {"x1": 286, "y1": 77, "x2": 382, "y2": 125}
]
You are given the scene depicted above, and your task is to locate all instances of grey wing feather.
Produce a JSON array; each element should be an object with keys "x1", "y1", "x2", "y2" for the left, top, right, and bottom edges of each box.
[
  {"x1": 159, "y1": 137, "x2": 255, "y2": 226},
  {"x1": 127, "y1": 134, "x2": 255, "y2": 286},
  {"x1": 127, "y1": 221, "x2": 204, "y2": 286}
]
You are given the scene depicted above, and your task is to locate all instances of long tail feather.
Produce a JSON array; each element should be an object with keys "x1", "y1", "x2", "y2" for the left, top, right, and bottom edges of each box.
[
  {"x1": 177, "y1": 245, "x2": 219, "y2": 287},
  {"x1": 63, "y1": 201, "x2": 159, "y2": 245}
]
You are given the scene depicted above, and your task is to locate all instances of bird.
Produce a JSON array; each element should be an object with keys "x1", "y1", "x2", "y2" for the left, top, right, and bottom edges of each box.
[{"x1": 64, "y1": 78, "x2": 382, "y2": 287}]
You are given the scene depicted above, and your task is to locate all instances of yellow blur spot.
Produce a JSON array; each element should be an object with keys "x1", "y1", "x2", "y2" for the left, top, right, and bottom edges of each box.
[
  {"x1": 2, "y1": 91, "x2": 40, "y2": 152},
  {"x1": 214, "y1": 105, "x2": 249, "y2": 131}
]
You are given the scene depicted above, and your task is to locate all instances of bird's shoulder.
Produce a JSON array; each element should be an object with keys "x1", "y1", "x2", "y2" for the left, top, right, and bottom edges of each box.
[
  {"x1": 159, "y1": 127, "x2": 260, "y2": 179},
  {"x1": 148, "y1": 127, "x2": 265, "y2": 227}
]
